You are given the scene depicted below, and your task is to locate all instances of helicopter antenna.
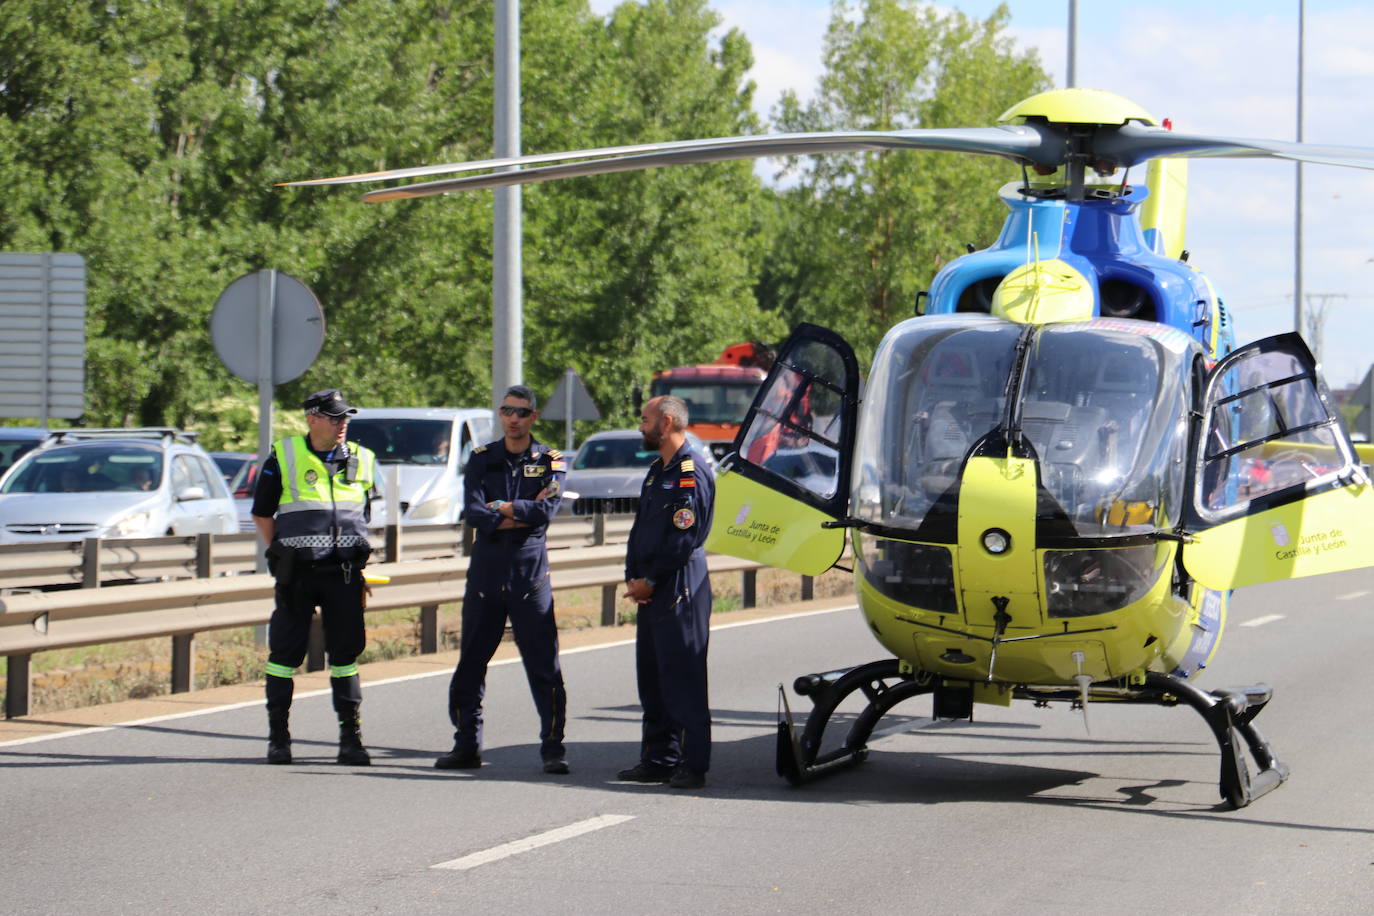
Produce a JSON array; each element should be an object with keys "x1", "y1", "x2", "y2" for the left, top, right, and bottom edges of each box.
[{"x1": 1072, "y1": 650, "x2": 1092, "y2": 734}]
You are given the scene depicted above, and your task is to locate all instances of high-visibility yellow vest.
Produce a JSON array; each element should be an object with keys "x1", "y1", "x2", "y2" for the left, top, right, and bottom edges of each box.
[{"x1": 272, "y1": 436, "x2": 376, "y2": 564}]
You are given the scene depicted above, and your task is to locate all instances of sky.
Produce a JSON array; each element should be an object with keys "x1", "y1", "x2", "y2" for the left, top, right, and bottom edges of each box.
[{"x1": 587, "y1": 0, "x2": 1374, "y2": 387}]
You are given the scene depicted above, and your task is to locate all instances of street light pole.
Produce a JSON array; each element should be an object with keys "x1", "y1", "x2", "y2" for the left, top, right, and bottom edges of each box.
[
  {"x1": 1294, "y1": 0, "x2": 1305, "y2": 337},
  {"x1": 493, "y1": 0, "x2": 523, "y2": 406}
]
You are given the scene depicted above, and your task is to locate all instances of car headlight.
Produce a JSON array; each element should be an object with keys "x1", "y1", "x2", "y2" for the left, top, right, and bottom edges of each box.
[
  {"x1": 409, "y1": 497, "x2": 450, "y2": 520},
  {"x1": 111, "y1": 511, "x2": 153, "y2": 537}
]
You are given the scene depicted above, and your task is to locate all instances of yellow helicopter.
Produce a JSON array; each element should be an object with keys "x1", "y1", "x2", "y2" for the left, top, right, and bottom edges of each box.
[{"x1": 287, "y1": 87, "x2": 1374, "y2": 808}]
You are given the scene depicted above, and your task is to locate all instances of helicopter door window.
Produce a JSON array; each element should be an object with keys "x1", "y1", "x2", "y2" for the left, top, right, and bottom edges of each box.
[
  {"x1": 738, "y1": 351, "x2": 846, "y2": 502},
  {"x1": 1200, "y1": 349, "x2": 1345, "y2": 515}
]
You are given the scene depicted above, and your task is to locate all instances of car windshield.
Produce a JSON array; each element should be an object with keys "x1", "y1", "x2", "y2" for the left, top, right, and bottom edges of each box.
[
  {"x1": 573, "y1": 437, "x2": 657, "y2": 470},
  {"x1": 348, "y1": 419, "x2": 451, "y2": 465},
  {"x1": 854, "y1": 315, "x2": 1194, "y2": 538},
  {"x1": 648, "y1": 379, "x2": 760, "y2": 425},
  {"x1": 1, "y1": 445, "x2": 164, "y2": 494}
]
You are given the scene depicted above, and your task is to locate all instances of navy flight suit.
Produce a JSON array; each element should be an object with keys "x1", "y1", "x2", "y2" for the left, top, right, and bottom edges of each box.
[
  {"x1": 448, "y1": 438, "x2": 567, "y2": 761},
  {"x1": 625, "y1": 441, "x2": 716, "y2": 776}
]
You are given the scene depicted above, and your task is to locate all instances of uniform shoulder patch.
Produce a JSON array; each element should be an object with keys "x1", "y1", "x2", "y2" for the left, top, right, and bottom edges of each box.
[
  {"x1": 546, "y1": 449, "x2": 563, "y2": 460},
  {"x1": 473, "y1": 444, "x2": 488, "y2": 454},
  {"x1": 681, "y1": 458, "x2": 695, "y2": 472}
]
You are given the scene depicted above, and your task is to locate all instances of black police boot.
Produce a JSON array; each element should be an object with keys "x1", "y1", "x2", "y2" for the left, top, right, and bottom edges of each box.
[
  {"x1": 336, "y1": 710, "x2": 371, "y2": 766},
  {"x1": 434, "y1": 737, "x2": 481, "y2": 770},
  {"x1": 266, "y1": 710, "x2": 292, "y2": 765}
]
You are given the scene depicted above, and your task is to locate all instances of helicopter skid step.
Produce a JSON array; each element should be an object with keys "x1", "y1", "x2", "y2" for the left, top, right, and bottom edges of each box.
[
  {"x1": 777, "y1": 658, "x2": 935, "y2": 785},
  {"x1": 776, "y1": 662, "x2": 1289, "y2": 807},
  {"x1": 1140, "y1": 673, "x2": 1289, "y2": 809}
]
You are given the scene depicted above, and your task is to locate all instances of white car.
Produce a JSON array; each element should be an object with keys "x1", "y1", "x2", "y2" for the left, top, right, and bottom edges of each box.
[
  {"x1": 0, "y1": 429, "x2": 238, "y2": 543},
  {"x1": 562, "y1": 429, "x2": 717, "y2": 516},
  {"x1": 346, "y1": 407, "x2": 495, "y2": 526}
]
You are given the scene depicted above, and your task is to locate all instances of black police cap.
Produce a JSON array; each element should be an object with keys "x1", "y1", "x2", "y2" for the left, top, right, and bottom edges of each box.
[{"x1": 302, "y1": 389, "x2": 357, "y2": 417}]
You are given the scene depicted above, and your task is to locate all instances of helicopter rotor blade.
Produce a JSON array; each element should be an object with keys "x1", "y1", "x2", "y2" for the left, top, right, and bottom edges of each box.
[
  {"x1": 285, "y1": 117, "x2": 1374, "y2": 202},
  {"x1": 355, "y1": 125, "x2": 1051, "y2": 201},
  {"x1": 279, "y1": 125, "x2": 1053, "y2": 200},
  {"x1": 1095, "y1": 122, "x2": 1374, "y2": 171}
]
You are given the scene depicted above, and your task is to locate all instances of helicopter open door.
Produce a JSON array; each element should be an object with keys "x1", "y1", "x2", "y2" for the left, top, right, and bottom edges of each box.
[
  {"x1": 705, "y1": 323, "x2": 861, "y2": 576},
  {"x1": 1182, "y1": 333, "x2": 1374, "y2": 590}
]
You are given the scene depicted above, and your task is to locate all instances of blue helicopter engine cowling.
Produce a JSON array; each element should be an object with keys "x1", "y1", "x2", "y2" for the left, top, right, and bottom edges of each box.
[{"x1": 925, "y1": 182, "x2": 1231, "y2": 357}]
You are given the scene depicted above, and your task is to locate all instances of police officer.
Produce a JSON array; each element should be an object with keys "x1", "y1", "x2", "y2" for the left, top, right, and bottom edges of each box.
[
  {"x1": 617, "y1": 395, "x2": 715, "y2": 789},
  {"x1": 252, "y1": 389, "x2": 378, "y2": 766},
  {"x1": 435, "y1": 385, "x2": 571, "y2": 774}
]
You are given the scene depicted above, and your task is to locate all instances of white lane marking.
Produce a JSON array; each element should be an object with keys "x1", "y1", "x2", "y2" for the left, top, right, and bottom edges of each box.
[
  {"x1": 0, "y1": 604, "x2": 860, "y2": 748},
  {"x1": 1336, "y1": 589, "x2": 1370, "y2": 600},
  {"x1": 1239, "y1": 614, "x2": 1285, "y2": 628},
  {"x1": 431, "y1": 814, "x2": 635, "y2": 871}
]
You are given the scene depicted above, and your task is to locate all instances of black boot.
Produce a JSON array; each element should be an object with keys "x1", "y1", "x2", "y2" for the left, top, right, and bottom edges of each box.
[
  {"x1": 337, "y1": 711, "x2": 371, "y2": 766},
  {"x1": 266, "y1": 710, "x2": 292, "y2": 765}
]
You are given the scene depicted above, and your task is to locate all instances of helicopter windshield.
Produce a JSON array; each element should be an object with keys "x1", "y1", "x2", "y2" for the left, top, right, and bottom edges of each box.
[{"x1": 854, "y1": 315, "x2": 1194, "y2": 539}]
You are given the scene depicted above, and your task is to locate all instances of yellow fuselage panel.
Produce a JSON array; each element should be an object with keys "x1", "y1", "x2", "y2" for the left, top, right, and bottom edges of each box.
[
  {"x1": 857, "y1": 540, "x2": 1190, "y2": 686},
  {"x1": 956, "y1": 455, "x2": 1040, "y2": 626},
  {"x1": 706, "y1": 469, "x2": 847, "y2": 576}
]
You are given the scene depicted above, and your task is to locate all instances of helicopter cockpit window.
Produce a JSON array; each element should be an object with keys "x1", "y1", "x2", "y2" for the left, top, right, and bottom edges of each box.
[
  {"x1": 738, "y1": 340, "x2": 847, "y2": 501},
  {"x1": 854, "y1": 316, "x2": 1020, "y2": 530},
  {"x1": 854, "y1": 316, "x2": 1193, "y2": 539},
  {"x1": 1199, "y1": 349, "x2": 1346, "y2": 518},
  {"x1": 1024, "y1": 325, "x2": 1190, "y2": 536}
]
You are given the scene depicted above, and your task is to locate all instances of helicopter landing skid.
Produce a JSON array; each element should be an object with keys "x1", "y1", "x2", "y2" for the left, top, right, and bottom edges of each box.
[
  {"x1": 775, "y1": 662, "x2": 1289, "y2": 808},
  {"x1": 776, "y1": 659, "x2": 933, "y2": 784},
  {"x1": 1139, "y1": 672, "x2": 1289, "y2": 809}
]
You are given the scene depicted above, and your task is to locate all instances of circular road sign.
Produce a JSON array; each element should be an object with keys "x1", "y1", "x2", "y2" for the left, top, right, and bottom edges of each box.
[{"x1": 210, "y1": 270, "x2": 325, "y2": 385}]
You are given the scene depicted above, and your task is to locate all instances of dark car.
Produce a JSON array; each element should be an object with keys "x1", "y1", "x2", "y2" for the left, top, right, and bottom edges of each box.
[
  {"x1": 210, "y1": 452, "x2": 260, "y2": 498},
  {"x1": 562, "y1": 429, "x2": 716, "y2": 516}
]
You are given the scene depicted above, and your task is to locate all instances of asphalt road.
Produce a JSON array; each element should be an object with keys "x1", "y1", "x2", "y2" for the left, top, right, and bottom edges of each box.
[{"x1": 3, "y1": 568, "x2": 1372, "y2": 915}]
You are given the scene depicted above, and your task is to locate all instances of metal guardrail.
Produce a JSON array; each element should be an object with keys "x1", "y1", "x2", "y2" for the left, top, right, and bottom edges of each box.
[
  {"x1": 0, "y1": 514, "x2": 637, "y2": 591},
  {"x1": 0, "y1": 522, "x2": 798, "y2": 718}
]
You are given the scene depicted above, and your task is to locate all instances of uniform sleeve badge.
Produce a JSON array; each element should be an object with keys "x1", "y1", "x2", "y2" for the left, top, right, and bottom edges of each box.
[
  {"x1": 550, "y1": 459, "x2": 567, "y2": 472},
  {"x1": 672, "y1": 507, "x2": 696, "y2": 530}
]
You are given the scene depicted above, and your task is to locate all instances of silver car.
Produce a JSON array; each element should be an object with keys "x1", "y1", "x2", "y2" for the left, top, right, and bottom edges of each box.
[
  {"x1": 563, "y1": 429, "x2": 717, "y2": 516},
  {"x1": 0, "y1": 429, "x2": 238, "y2": 543}
]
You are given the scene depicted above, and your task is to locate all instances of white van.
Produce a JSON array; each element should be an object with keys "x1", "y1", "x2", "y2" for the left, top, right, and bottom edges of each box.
[{"x1": 346, "y1": 408, "x2": 495, "y2": 526}]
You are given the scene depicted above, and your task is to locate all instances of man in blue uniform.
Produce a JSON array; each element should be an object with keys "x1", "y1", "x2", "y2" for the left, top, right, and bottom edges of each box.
[
  {"x1": 435, "y1": 386, "x2": 571, "y2": 774},
  {"x1": 252, "y1": 388, "x2": 378, "y2": 766},
  {"x1": 618, "y1": 395, "x2": 715, "y2": 789}
]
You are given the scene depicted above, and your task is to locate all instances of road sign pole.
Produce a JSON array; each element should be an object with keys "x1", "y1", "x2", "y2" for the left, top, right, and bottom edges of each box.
[
  {"x1": 564, "y1": 367, "x2": 574, "y2": 451},
  {"x1": 254, "y1": 271, "x2": 276, "y2": 578}
]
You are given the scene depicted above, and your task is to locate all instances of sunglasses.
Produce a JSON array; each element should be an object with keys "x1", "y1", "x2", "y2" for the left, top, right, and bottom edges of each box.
[{"x1": 499, "y1": 405, "x2": 534, "y2": 418}]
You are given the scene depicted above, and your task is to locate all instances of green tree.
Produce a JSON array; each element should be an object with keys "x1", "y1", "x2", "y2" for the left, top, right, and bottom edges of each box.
[
  {"x1": 762, "y1": 0, "x2": 1050, "y2": 360},
  {"x1": 2, "y1": 0, "x2": 782, "y2": 446}
]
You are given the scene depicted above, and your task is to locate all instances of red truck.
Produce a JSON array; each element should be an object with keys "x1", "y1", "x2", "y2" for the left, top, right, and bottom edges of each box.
[{"x1": 648, "y1": 342, "x2": 774, "y2": 460}]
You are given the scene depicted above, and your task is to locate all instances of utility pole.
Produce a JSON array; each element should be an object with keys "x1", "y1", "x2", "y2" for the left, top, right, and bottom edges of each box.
[{"x1": 1066, "y1": 0, "x2": 1078, "y2": 88}]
